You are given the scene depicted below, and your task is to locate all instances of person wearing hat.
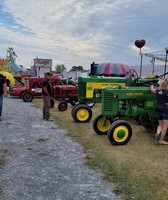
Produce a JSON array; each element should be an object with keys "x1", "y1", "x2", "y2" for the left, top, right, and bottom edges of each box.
[
  {"x1": 0, "y1": 74, "x2": 8, "y2": 121},
  {"x1": 42, "y1": 72, "x2": 53, "y2": 121}
]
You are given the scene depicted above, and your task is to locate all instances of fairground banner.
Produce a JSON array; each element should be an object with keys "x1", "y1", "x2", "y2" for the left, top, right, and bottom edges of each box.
[{"x1": 34, "y1": 58, "x2": 52, "y2": 68}]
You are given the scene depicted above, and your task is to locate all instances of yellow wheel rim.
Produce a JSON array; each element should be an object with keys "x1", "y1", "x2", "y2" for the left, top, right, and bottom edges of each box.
[
  {"x1": 97, "y1": 118, "x2": 111, "y2": 132},
  {"x1": 113, "y1": 125, "x2": 129, "y2": 143},
  {"x1": 76, "y1": 108, "x2": 89, "y2": 121}
]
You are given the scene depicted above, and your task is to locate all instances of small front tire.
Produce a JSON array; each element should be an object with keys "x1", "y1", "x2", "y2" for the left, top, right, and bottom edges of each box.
[
  {"x1": 93, "y1": 114, "x2": 112, "y2": 135},
  {"x1": 22, "y1": 92, "x2": 33, "y2": 102},
  {"x1": 58, "y1": 101, "x2": 68, "y2": 111},
  {"x1": 108, "y1": 120, "x2": 132, "y2": 145},
  {"x1": 72, "y1": 104, "x2": 92, "y2": 123}
]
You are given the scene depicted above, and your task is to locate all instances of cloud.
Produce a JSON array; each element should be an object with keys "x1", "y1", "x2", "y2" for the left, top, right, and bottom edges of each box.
[{"x1": 0, "y1": 0, "x2": 168, "y2": 70}]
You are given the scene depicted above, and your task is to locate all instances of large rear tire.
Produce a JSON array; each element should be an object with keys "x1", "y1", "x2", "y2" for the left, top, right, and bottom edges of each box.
[{"x1": 108, "y1": 120, "x2": 132, "y2": 145}]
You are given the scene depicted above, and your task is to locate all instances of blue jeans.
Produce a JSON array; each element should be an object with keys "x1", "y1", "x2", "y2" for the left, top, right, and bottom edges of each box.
[{"x1": 0, "y1": 95, "x2": 3, "y2": 116}]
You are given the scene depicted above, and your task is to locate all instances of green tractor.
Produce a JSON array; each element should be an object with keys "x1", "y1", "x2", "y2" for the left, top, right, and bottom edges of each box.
[
  {"x1": 71, "y1": 62, "x2": 158, "y2": 123},
  {"x1": 93, "y1": 85, "x2": 157, "y2": 145}
]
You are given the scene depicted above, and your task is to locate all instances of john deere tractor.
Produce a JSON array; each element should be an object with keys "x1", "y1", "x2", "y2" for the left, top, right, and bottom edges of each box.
[
  {"x1": 71, "y1": 62, "x2": 158, "y2": 123},
  {"x1": 92, "y1": 85, "x2": 157, "y2": 145}
]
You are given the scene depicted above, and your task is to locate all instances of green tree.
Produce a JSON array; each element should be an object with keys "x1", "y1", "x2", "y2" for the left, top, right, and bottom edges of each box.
[
  {"x1": 69, "y1": 66, "x2": 84, "y2": 72},
  {"x1": 78, "y1": 66, "x2": 84, "y2": 71},
  {"x1": 55, "y1": 64, "x2": 66, "y2": 74}
]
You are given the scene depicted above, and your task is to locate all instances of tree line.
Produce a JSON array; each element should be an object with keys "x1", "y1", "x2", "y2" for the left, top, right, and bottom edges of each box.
[{"x1": 54, "y1": 64, "x2": 84, "y2": 74}]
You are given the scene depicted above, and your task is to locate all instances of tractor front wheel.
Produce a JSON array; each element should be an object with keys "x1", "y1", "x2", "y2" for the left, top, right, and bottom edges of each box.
[
  {"x1": 22, "y1": 92, "x2": 33, "y2": 102},
  {"x1": 71, "y1": 103, "x2": 79, "y2": 119},
  {"x1": 107, "y1": 120, "x2": 132, "y2": 145},
  {"x1": 72, "y1": 104, "x2": 92, "y2": 123},
  {"x1": 93, "y1": 114, "x2": 112, "y2": 135},
  {"x1": 58, "y1": 101, "x2": 68, "y2": 111}
]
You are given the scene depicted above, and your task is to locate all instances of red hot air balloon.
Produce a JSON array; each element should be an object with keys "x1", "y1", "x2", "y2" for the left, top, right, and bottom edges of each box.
[
  {"x1": 134, "y1": 39, "x2": 146, "y2": 77},
  {"x1": 135, "y1": 39, "x2": 146, "y2": 48}
]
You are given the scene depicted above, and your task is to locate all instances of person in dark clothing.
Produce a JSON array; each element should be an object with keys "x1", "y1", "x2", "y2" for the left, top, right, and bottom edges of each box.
[
  {"x1": 150, "y1": 79, "x2": 168, "y2": 145},
  {"x1": 42, "y1": 72, "x2": 53, "y2": 121},
  {"x1": 57, "y1": 76, "x2": 77, "y2": 86},
  {"x1": 0, "y1": 74, "x2": 8, "y2": 121}
]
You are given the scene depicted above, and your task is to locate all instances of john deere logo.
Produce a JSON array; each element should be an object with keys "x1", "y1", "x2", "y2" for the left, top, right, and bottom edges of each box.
[{"x1": 126, "y1": 92, "x2": 143, "y2": 96}]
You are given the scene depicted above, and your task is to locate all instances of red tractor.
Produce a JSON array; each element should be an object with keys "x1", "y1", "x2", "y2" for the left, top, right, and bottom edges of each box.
[
  {"x1": 10, "y1": 76, "x2": 78, "y2": 111},
  {"x1": 53, "y1": 78, "x2": 78, "y2": 111}
]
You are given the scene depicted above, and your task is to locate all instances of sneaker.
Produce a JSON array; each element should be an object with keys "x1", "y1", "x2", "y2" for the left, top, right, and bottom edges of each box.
[
  {"x1": 43, "y1": 118, "x2": 53, "y2": 122},
  {"x1": 154, "y1": 133, "x2": 159, "y2": 145},
  {"x1": 47, "y1": 119, "x2": 53, "y2": 121}
]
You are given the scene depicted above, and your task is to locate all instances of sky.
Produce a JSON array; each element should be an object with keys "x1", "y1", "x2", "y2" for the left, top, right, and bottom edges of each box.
[{"x1": 0, "y1": 0, "x2": 168, "y2": 71}]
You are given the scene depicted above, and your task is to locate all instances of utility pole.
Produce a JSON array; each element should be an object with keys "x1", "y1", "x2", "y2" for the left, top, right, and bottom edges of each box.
[
  {"x1": 164, "y1": 47, "x2": 168, "y2": 78},
  {"x1": 139, "y1": 48, "x2": 143, "y2": 77}
]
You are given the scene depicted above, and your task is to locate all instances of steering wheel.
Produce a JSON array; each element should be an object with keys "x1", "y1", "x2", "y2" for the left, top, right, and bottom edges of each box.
[{"x1": 129, "y1": 69, "x2": 138, "y2": 80}]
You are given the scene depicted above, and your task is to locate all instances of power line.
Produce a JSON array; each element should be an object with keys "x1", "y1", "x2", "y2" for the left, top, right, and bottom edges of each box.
[
  {"x1": 141, "y1": 52, "x2": 166, "y2": 62},
  {"x1": 141, "y1": 47, "x2": 168, "y2": 76}
]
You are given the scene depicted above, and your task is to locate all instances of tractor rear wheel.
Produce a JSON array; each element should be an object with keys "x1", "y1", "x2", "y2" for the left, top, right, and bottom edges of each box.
[
  {"x1": 58, "y1": 101, "x2": 68, "y2": 111},
  {"x1": 141, "y1": 114, "x2": 157, "y2": 133},
  {"x1": 72, "y1": 104, "x2": 92, "y2": 123},
  {"x1": 108, "y1": 120, "x2": 132, "y2": 145},
  {"x1": 93, "y1": 114, "x2": 112, "y2": 135},
  {"x1": 22, "y1": 92, "x2": 33, "y2": 102}
]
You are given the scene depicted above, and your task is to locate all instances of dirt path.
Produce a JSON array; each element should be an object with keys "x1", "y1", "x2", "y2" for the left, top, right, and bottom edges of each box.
[{"x1": 0, "y1": 96, "x2": 120, "y2": 200}]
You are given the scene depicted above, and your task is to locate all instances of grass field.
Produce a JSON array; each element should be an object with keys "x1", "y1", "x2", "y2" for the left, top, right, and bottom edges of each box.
[{"x1": 33, "y1": 99, "x2": 168, "y2": 200}]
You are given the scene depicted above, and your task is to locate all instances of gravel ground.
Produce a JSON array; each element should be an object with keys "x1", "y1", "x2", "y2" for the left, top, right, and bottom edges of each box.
[{"x1": 0, "y1": 96, "x2": 120, "y2": 200}]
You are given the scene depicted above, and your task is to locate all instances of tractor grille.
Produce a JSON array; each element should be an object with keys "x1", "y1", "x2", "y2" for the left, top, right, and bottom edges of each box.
[
  {"x1": 102, "y1": 90, "x2": 116, "y2": 116},
  {"x1": 102, "y1": 88, "x2": 119, "y2": 116},
  {"x1": 103, "y1": 92, "x2": 113, "y2": 111}
]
